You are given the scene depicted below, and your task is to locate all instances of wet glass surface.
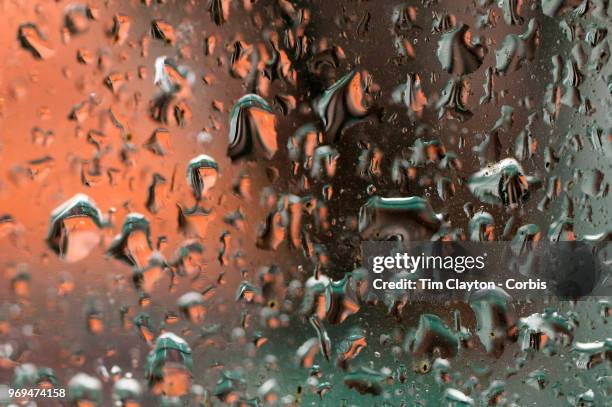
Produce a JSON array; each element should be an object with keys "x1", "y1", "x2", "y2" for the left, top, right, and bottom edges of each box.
[{"x1": 0, "y1": 0, "x2": 610, "y2": 405}]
